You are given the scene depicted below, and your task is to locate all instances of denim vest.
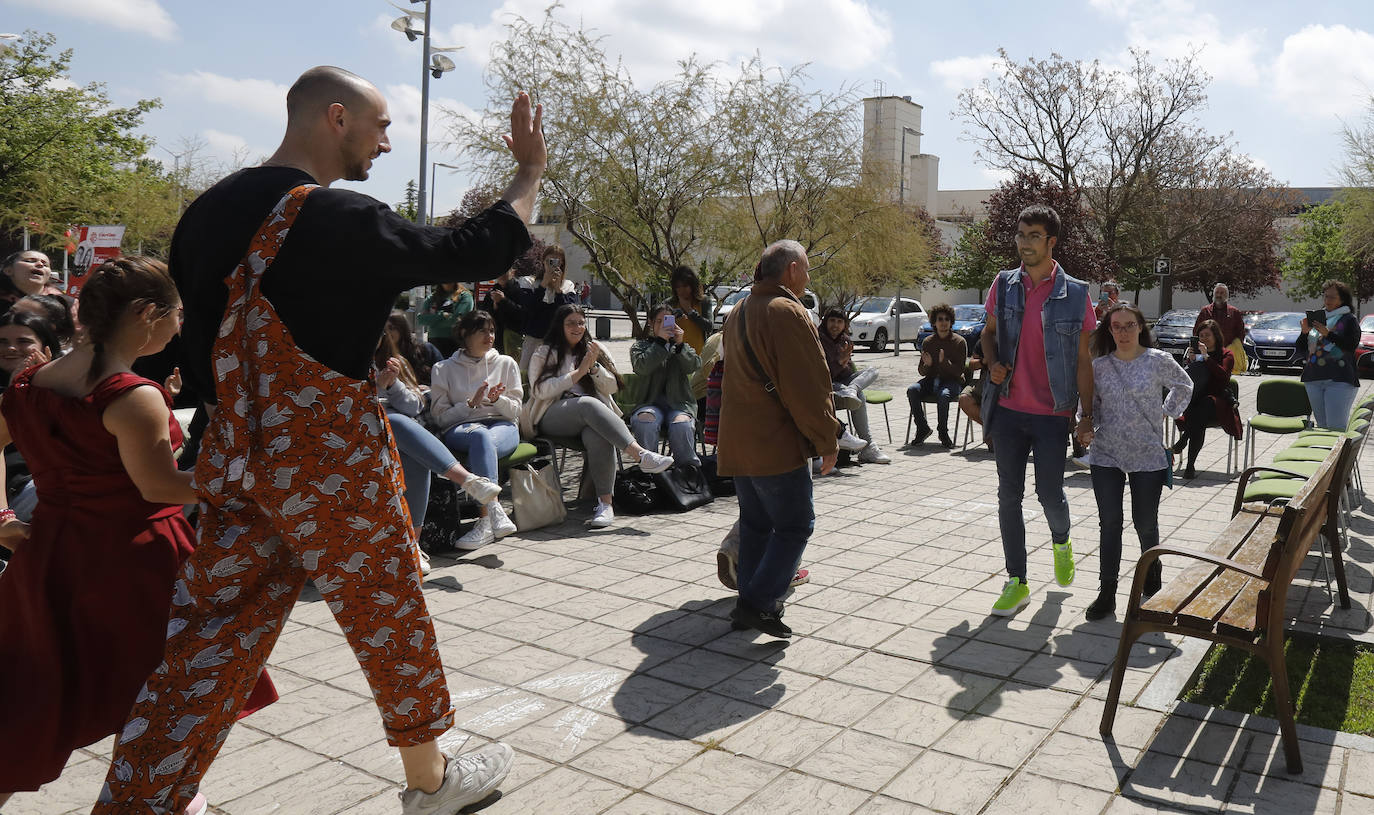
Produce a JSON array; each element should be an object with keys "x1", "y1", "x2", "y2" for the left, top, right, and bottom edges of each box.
[{"x1": 991, "y1": 263, "x2": 1089, "y2": 413}]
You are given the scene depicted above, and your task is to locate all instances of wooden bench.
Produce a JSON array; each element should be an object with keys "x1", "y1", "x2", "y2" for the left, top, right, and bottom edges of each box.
[{"x1": 1100, "y1": 438, "x2": 1353, "y2": 774}]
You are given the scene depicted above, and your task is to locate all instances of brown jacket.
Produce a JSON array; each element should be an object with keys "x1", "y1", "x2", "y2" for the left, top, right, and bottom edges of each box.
[
  {"x1": 1194, "y1": 303, "x2": 1247, "y2": 347},
  {"x1": 718, "y1": 280, "x2": 839, "y2": 476},
  {"x1": 917, "y1": 332, "x2": 967, "y2": 382}
]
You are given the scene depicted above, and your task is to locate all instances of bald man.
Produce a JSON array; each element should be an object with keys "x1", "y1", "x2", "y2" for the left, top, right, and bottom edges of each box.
[{"x1": 93, "y1": 66, "x2": 543, "y2": 815}]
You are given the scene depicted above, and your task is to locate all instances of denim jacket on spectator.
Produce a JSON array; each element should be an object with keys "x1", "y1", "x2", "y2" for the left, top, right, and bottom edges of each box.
[{"x1": 989, "y1": 264, "x2": 1090, "y2": 413}]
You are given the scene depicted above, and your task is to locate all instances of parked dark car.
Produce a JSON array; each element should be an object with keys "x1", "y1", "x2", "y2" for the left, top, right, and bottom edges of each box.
[
  {"x1": 1152, "y1": 309, "x2": 1201, "y2": 360},
  {"x1": 1356, "y1": 314, "x2": 1374, "y2": 377},
  {"x1": 916, "y1": 304, "x2": 987, "y2": 351},
  {"x1": 1243, "y1": 312, "x2": 1306, "y2": 371}
]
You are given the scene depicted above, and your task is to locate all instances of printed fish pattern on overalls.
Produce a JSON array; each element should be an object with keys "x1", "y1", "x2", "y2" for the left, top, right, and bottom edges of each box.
[{"x1": 95, "y1": 185, "x2": 453, "y2": 814}]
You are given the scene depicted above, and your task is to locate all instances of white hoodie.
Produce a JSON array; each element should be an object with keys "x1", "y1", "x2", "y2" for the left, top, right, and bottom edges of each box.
[{"x1": 430, "y1": 348, "x2": 523, "y2": 431}]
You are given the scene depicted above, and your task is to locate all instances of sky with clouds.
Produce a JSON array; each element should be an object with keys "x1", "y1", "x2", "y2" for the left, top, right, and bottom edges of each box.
[{"x1": 5, "y1": 0, "x2": 1374, "y2": 218}]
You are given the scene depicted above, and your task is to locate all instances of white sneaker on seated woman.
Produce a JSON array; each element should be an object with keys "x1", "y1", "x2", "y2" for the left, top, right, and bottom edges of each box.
[{"x1": 523, "y1": 305, "x2": 672, "y2": 529}]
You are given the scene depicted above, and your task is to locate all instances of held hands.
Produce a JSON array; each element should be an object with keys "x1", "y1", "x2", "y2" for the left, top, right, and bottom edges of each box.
[
  {"x1": 1075, "y1": 417, "x2": 1095, "y2": 447},
  {"x1": 376, "y1": 358, "x2": 402, "y2": 390},
  {"x1": 989, "y1": 362, "x2": 1012, "y2": 385}
]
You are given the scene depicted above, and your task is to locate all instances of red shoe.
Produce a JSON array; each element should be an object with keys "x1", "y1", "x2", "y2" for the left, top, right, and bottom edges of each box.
[{"x1": 790, "y1": 568, "x2": 810, "y2": 587}]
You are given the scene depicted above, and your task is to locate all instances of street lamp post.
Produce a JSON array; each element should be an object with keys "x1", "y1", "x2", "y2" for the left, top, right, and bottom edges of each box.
[
  {"x1": 390, "y1": 1, "x2": 460, "y2": 226},
  {"x1": 429, "y1": 161, "x2": 462, "y2": 222}
]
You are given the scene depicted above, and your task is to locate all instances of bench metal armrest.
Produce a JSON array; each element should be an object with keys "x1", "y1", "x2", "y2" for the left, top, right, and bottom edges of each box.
[{"x1": 1233, "y1": 465, "x2": 1308, "y2": 516}]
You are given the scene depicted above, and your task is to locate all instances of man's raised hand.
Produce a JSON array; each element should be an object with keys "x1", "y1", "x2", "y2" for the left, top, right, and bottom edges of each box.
[{"x1": 503, "y1": 91, "x2": 545, "y2": 171}]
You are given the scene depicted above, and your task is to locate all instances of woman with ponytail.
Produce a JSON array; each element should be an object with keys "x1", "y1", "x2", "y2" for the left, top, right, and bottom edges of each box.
[{"x1": 0, "y1": 257, "x2": 273, "y2": 813}]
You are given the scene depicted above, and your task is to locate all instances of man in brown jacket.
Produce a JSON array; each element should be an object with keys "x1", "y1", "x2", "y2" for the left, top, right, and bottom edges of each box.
[{"x1": 718, "y1": 240, "x2": 838, "y2": 638}]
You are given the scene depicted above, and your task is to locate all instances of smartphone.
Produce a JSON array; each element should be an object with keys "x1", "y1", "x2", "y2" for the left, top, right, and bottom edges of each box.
[
  {"x1": 662, "y1": 314, "x2": 677, "y2": 332},
  {"x1": 1099, "y1": 292, "x2": 1109, "y2": 306}
]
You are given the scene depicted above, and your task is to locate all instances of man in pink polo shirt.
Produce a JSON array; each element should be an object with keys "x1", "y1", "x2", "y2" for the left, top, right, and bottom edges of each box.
[{"x1": 980, "y1": 205, "x2": 1096, "y2": 616}]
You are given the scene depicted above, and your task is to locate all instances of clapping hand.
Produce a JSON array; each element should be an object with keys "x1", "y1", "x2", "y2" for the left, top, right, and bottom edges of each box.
[
  {"x1": 484, "y1": 383, "x2": 507, "y2": 405},
  {"x1": 467, "y1": 382, "x2": 489, "y2": 409},
  {"x1": 376, "y1": 358, "x2": 402, "y2": 389},
  {"x1": 920, "y1": 351, "x2": 931, "y2": 367}
]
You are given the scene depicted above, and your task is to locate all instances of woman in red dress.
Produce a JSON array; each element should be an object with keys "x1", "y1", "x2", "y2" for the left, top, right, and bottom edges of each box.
[{"x1": 0, "y1": 257, "x2": 273, "y2": 813}]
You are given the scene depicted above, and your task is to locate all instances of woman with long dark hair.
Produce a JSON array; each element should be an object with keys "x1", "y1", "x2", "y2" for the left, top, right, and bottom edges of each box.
[
  {"x1": 0, "y1": 310, "x2": 63, "y2": 387},
  {"x1": 0, "y1": 257, "x2": 273, "y2": 813},
  {"x1": 0, "y1": 250, "x2": 56, "y2": 309},
  {"x1": 1077, "y1": 303, "x2": 1192, "y2": 621},
  {"x1": 523, "y1": 304, "x2": 672, "y2": 528},
  {"x1": 384, "y1": 310, "x2": 443, "y2": 385},
  {"x1": 1172, "y1": 319, "x2": 1241, "y2": 478},
  {"x1": 518, "y1": 244, "x2": 577, "y2": 372},
  {"x1": 629, "y1": 303, "x2": 702, "y2": 466}
]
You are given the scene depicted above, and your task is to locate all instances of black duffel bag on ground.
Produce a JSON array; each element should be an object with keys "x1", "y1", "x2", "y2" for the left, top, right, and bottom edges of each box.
[
  {"x1": 653, "y1": 462, "x2": 714, "y2": 512},
  {"x1": 613, "y1": 465, "x2": 662, "y2": 514}
]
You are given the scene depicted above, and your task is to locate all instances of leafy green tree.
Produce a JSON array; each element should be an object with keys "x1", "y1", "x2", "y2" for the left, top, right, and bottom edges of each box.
[
  {"x1": 941, "y1": 221, "x2": 1002, "y2": 302},
  {"x1": 0, "y1": 31, "x2": 159, "y2": 251},
  {"x1": 1283, "y1": 200, "x2": 1374, "y2": 308}
]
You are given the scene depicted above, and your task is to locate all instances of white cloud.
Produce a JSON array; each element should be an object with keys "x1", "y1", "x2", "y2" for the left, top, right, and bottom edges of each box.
[
  {"x1": 7, "y1": 0, "x2": 177, "y2": 40},
  {"x1": 1090, "y1": 0, "x2": 1263, "y2": 87},
  {"x1": 431, "y1": 0, "x2": 892, "y2": 86},
  {"x1": 201, "y1": 129, "x2": 248, "y2": 156},
  {"x1": 1273, "y1": 24, "x2": 1374, "y2": 118},
  {"x1": 164, "y1": 72, "x2": 288, "y2": 123},
  {"x1": 929, "y1": 53, "x2": 1001, "y2": 92}
]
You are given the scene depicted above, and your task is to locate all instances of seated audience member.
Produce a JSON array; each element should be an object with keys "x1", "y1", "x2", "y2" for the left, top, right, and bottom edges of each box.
[
  {"x1": 11, "y1": 294, "x2": 76, "y2": 352},
  {"x1": 0, "y1": 251, "x2": 55, "y2": 311},
  {"x1": 430, "y1": 310, "x2": 523, "y2": 548},
  {"x1": 478, "y1": 268, "x2": 526, "y2": 357},
  {"x1": 818, "y1": 308, "x2": 889, "y2": 464},
  {"x1": 374, "y1": 333, "x2": 500, "y2": 567},
  {"x1": 1171, "y1": 318, "x2": 1242, "y2": 479},
  {"x1": 957, "y1": 346, "x2": 991, "y2": 449},
  {"x1": 0, "y1": 311, "x2": 63, "y2": 388},
  {"x1": 524, "y1": 304, "x2": 673, "y2": 529},
  {"x1": 630, "y1": 304, "x2": 702, "y2": 466},
  {"x1": 669, "y1": 265, "x2": 714, "y2": 354},
  {"x1": 518, "y1": 245, "x2": 577, "y2": 372},
  {"x1": 907, "y1": 303, "x2": 966, "y2": 448},
  {"x1": 385, "y1": 310, "x2": 443, "y2": 386},
  {"x1": 417, "y1": 281, "x2": 473, "y2": 358}
]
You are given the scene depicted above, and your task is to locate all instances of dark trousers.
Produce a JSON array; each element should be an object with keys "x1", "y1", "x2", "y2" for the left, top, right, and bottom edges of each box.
[
  {"x1": 734, "y1": 465, "x2": 815, "y2": 613},
  {"x1": 907, "y1": 377, "x2": 959, "y2": 432},
  {"x1": 1090, "y1": 465, "x2": 1167, "y2": 584},
  {"x1": 1179, "y1": 394, "x2": 1217, "y2": 467},
  {"x1": 989, "y1": 408, "x2": 1073, "y2": 581}
]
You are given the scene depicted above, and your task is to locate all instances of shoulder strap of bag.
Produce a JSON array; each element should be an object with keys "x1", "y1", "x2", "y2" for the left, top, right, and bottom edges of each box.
[{"x1": 734, "y1": 300, "x2": 777, "y2": 395}]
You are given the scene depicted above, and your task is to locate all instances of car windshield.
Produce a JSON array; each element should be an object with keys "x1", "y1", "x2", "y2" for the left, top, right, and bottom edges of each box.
[
  {"x1": 954, "y1": 306, "x2": 985, "y2": 322},
  {"x1": 1156, "y1": 310, "x2": 1199, "y2": 327},
  {"x1": 1252, "y1": 313, "x2": 1303, "y2": 331},
  {"x1": 1362, "y1": 314, "x2": 1374, "y2": 332},
  {"x1": 856, "y1": 298, "x2": 891, "y2": 313},
  {"x1": 722, "y1": 290, "x2": 750, "y2": 305}
]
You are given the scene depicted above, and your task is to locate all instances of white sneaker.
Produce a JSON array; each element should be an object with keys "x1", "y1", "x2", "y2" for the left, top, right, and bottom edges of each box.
[
  {"x1": 588, "y1": 501, "x2": 614, "y2": 529},
  {"x1": 488, "y1": 502, "x2": 517, "y2": 539},
  {"x1": 858, "y1": 444, "x2": 891, "y2": 464},
  {"x1": 415, "y1": 545, "x2": 432, "y2": 576},
  {"x1": 637, "y1": 449, "x2": 673, "y2": 474},
  {"x1": 461, "y1": 475, "x2": 500, "y2": 505},
  {"x1": 833, "y1": 384, "x2": 859, "y2": 402},
  {"x1": 399, "y1": 742, "x2": 514, "y2": 815},
  {"x1": 838, "y1": 428, "x2": 870, "y2": 451},
  {"x1": 454, "y1": 515, "x2": 495, "y2": 550},
  {"x1": 1071, "y1": 455, "x2": 1091, "y2": 470}
]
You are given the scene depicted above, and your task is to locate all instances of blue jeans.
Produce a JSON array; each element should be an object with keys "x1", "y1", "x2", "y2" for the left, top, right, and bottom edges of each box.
[
  {"x1": 988, "y1": 408, "x2": 1073, "y2": 581},
  {"x1": 387, "y1": 410, "x2": 458, "y2": 527},
  {"x1": 630, "y1": 403, "x2": 700, "y2": 466},
  {"x1": 441, "y1": 420, "x2": 520, "y2": 480},
  {"x1": 734, "y1": 465, "x2": 815, "y2": 614},
  {"x1": 1090, "y1": 465, "x2": 1167, "y2": 585},
  {"x1": 907, "y1": 377, "x2": 959, "y2": 431},
  {"x1": 1304, "y1": 379, "x2": 1359, "y2": 430}
]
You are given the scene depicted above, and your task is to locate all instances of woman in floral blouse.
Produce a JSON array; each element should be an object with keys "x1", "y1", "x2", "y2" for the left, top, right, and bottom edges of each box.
[{"x1": 1076, "y1": 303, "x2": 1193, "y2": 621}]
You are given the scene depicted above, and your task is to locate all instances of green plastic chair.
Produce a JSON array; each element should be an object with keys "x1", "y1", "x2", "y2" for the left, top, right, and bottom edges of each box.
[
  {"x1": 865, "y1": 389, "x2": 893, "y2": 443},
  {"x1": 1244, "y1": 379, "x2": 1311, "y2": 470}
]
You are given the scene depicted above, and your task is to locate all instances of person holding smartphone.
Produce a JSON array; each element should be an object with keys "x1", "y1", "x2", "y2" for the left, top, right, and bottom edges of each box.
[
  {"x1": 1298, "y1": 279, "x2": 1361, "y2": 429},
  {"x1": 518, "y1": 245, "x2": 577, "y2": 372},
  {"x1": 630, "y1": 304, "x2": 702, "y2": 466},
  {"x1": 1171, "y1": 320, "x2": 1241, "y2": 478},
  {"x1": 1093, "y1": 281, "x2": 1126, "y2": 321}
]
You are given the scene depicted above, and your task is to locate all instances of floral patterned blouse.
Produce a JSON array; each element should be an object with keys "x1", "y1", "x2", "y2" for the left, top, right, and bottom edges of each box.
[{"x1": 1088, "y1": 348, "x2": 1193, "y2": 473}]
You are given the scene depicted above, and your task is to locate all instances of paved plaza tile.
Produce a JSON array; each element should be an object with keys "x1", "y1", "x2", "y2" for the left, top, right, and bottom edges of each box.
[{"x1": 11, "y1": 346, "x2": 1374, "y2": 814}]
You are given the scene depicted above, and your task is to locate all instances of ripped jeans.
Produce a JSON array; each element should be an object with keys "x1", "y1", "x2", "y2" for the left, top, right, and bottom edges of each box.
[{"x1": 630, "y1": 403, "x2": 700, "y2": 466}]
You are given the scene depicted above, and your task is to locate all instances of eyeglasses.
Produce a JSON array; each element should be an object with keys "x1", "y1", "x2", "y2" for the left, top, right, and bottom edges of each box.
[
  {"x1": 1109, "y1": 322, "x2": 1139, "y2": 333},
  {"x1": 1012, "y1": 232, "x2": 1048, "y2": 244},
  {"x1": 565, "y1": 320, "x2": 586, "y2": 328}
]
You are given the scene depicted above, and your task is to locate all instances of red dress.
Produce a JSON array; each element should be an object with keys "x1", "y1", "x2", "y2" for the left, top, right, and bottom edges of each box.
[{"x1": 0, "y1": 369, "x2": 273, "y2": 792}]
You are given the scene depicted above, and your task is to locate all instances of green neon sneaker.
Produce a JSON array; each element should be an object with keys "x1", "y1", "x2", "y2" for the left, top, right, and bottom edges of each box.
[
  {"x1": 1053, "y1": 539, "x2": 1076, "y2": 587},
  {"x1": 991, "y1": 578, "x2": 1030, "y2": 616}
]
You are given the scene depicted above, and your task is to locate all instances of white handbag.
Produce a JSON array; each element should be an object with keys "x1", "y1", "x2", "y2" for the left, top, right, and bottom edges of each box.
[{"x1": 510, "y1": 459, "x2": 567, "y2": 532}]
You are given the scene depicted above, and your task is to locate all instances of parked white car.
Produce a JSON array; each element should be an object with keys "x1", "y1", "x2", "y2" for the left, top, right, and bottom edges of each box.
[
  {"x1": 848, "y1": 296, "x2": 927, "y2": 351},
  {"x1": 714, "y1": 287, "x2": 821, "y2": 328}
]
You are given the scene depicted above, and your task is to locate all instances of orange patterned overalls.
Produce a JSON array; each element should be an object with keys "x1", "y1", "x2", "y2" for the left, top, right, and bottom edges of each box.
[{"x1": 94, "y1": 186, "x2": 452, "y2": 813}]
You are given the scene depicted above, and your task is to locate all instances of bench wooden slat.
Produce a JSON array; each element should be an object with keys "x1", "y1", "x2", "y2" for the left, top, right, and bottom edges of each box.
[
  {"x1": 1216, "y1": 579, "x2": 1265, "y2": 640},
  {"x1": 1137, "y1": 561, "x2": 1222, "y2": 623}
]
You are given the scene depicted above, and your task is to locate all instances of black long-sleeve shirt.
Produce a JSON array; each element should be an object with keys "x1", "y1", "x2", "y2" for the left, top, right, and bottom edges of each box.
[{"x1": 169, "y1": 167, "x2": 531, "y2": 403}]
